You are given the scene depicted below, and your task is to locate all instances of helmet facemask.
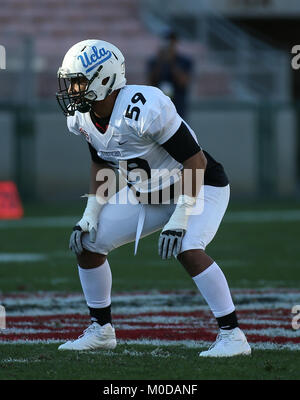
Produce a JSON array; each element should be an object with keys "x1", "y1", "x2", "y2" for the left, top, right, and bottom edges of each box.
[{"x1": 56, "y1": 71, "x2": 98, "y2": 116}]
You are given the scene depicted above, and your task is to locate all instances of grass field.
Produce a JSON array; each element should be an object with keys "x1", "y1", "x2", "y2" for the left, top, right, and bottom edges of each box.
[{"x1": 0, "y1": 200, "x2": 300, "y2": 380}]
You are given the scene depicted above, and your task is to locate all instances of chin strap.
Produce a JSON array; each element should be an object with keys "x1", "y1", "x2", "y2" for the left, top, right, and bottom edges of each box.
[
  {"x1": 77, "y1": 102, "x2": 91, "y2": 113},
  {"x1": 77, "y1": 65, "x2": 104, "y2": 113}
]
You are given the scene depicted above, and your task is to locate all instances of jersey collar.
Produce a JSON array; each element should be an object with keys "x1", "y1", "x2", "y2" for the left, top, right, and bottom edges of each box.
[{"x1": 84, "y1": 89, "x2": 124, "y2": 148}]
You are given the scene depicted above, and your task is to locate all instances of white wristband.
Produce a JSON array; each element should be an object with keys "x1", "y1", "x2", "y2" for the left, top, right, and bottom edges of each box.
[
  {"x1": 162, "y1": 194, "x2": 196, "y2": 232},
  {"x1": 76, "y1": 194, "x2": 105, "y2": 233},
  {"x1": 82, "y1": 195, "x2": 104, "y2": 218}
]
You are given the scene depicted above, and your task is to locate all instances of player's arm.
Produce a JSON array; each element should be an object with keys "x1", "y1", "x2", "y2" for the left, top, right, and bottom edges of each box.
[
  {"x1": 69, "y1": 145, "x2": 116, "y2": 255},
  {"x1": 181, "y1": 150, "x2": 207, "y2": 197},
  {"x1": 158, "y1": 122, "x2": 207, "y2": 259},
  {"x1": 161, "y1": 122, "x2": 206, "y2": 197}
]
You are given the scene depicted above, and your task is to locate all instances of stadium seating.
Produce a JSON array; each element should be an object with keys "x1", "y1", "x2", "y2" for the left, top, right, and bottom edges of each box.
[{"x1": 0, "y1": 0, "x2": 225, "y2": 99}]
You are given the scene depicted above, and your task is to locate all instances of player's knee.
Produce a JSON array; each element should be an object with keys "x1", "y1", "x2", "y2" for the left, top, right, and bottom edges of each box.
[
  {"x1": 178, "y1": 249, "x2": 206, "y2": 265},
  {"x1": 77, "y1": 249, "x2": 107, "y2": 269},
  {"x1": 177, "y1": 249, "x2": 214, "y2": 277}
]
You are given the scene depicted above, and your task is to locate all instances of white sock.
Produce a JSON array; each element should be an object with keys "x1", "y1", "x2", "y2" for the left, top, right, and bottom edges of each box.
[
  {"x1": 78, "y1": 260, "x2": 112, "y2": 308},
  {"x1": 192, "y1": 262, "x2": 235, "y2": 318}
]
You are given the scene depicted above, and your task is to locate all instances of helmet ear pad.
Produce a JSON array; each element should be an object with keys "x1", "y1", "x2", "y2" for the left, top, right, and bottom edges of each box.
[
  {"x1": 87, "y1": 59, "x2": 122, "y2": 101},
  {"x1": 81, "y1": 73, "x2": 116, "y2": 107},
  {"x1": 101, "y1": 77, "x2": 110, "y2": 86}
]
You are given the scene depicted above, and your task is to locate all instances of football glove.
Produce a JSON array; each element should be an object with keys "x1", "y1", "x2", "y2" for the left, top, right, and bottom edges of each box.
[
  {"x1": 158, "y1": 229, "x2": 185, "y2": 260},
  {"x1": 69, "y1": 226, "x2": 85, "y2": 255},
  {"x1": 69, "y1": 195, "x2": 103, "y2": 255},
  {"x1": 158, "y1": 194, "x2": 196, "y2": 260}
]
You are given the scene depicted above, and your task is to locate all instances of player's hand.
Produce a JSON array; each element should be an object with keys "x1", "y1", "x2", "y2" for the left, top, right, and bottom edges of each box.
[
  {"x1": 158, "y1": 229, "x2": 185, "y2": 260},
  {"x1": 76, "y1": 214, "x2": 98, "y2": 243},
  {"x1": 69, "y1": 214, "x2": 98, "y2": 255},
  {"x1": 69, "y1": 226, "x2": 84, "y2": 255},
  {"x1": 158, "y1": 195, "x2": 196, "y2": 260},
  {"x1": 69, "y1": 195, "x2": 102, "y2": 255},
  {"x1": 69, "y1": 222, "x2": 97, "y2": 256}
]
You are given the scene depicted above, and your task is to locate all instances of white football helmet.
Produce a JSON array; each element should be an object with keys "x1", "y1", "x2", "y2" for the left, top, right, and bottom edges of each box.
[{"x1": 56, "y1": 39, "x2": 126, "y2": 116}]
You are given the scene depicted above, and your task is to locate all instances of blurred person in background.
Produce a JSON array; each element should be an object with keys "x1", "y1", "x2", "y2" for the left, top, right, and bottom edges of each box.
[{"x1": 147, "y1": 31, "x2": 193, "y2": 119}]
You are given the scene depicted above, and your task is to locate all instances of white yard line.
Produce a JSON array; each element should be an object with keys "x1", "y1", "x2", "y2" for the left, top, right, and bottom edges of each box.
[
  {"x1": 225, "y1": 210, "x2": 300, "y2": 223},
  {"x1": 0, "y1": 209, "x2": 300, "y2": 229},
  {"x1": 1, "y1": 290, "x2": 299, "y2": 351},
  {"x1": 0, "y1": 251, "x2": 74, "y2": 263},
  {"x1": 0, "y1": 293, "x2": 299, "y2": 349},
  {"x1": 0, "y1": 253, "x2": 47, "y2": 263},
  {"x1": 0, "y1": 338, "x2": 298, "y2": 351},
  {"x1": 0, "y1": 216, "x2": 78, "y2": 229},
  {"x1": 1, "y1": 290, "x2": 299, "y2": 315},
  {"x1": 1, "y1": 302, "x2": 298, "y2": 316}
]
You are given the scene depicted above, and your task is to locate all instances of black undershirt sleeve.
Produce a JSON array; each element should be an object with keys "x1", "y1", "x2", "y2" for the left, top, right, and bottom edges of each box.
[
  {"x1": 88, "y1": 143, "x2": 106, "y2": 164},
  {"x1": 161, "y1": 121, "x2": 201, "y2": 163}
]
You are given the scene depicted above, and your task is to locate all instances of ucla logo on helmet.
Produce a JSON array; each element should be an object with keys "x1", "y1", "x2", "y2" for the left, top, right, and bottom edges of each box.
[{"x1": 77, "y1": 46, "x2": 112, "y2": 73}]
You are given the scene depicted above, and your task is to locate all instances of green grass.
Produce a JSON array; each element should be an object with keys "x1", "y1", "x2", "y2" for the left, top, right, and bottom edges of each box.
[
  {"x1": 1, "y1": 344, "x2": 300, "y2": 380},
  {"x1": 0, "y1": 217, "x2": 299, "y2": 292},
  {"x1": 0, "y1": 201, "x2": 300, "y2": 380}
]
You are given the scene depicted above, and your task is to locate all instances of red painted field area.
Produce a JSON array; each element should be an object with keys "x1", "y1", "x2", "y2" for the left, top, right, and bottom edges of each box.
[{"x1": 0, "y1": 290, "x2": 299, "y2": 350}]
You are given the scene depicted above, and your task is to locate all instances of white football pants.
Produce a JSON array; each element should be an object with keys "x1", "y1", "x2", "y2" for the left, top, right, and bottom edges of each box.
[{"x1": 82, "y1": 184, "x2": 230, "y2": 256}]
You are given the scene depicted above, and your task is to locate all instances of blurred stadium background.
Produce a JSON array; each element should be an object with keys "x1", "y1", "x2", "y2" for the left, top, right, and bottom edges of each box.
[
  {"x1": 0, "y1": 0, "x2": 299, "y2": 204},
  {"x1": 1, "y1": 0, "x2": 300, "y2": 381}
]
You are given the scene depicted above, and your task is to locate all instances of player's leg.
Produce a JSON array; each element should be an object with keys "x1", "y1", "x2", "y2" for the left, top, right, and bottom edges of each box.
[
  {"x1": 177, "y1": 184, "x2": 251, "y2": 357},
  {"x1": 58, "y1": 249, "x2": 116, "y2": 351},
  {"x1": 59, "y1": 187, "x2": 174, "y2": 350},
  {"x1": 76, "y1": 250, "x2": 111, "y2": 326}
]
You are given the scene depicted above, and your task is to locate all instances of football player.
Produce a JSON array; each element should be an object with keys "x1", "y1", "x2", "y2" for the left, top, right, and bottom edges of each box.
[{"x1": 56, "y1": 39, "x2": 251, "y2": 357}]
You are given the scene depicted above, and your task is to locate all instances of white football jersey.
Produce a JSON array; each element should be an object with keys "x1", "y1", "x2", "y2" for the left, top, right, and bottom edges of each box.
[{"x1": 67, "y1": 85, "x2": 199, "y2": 193}]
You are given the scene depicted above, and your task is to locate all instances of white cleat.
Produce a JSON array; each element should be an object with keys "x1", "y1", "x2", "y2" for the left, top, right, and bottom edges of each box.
[
  {"x1": 58, "y1": 322, "x2": 117, "y2": 351},
  {"x1": 199, "y1": 327, "x2": 251, "y2": 358}
]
